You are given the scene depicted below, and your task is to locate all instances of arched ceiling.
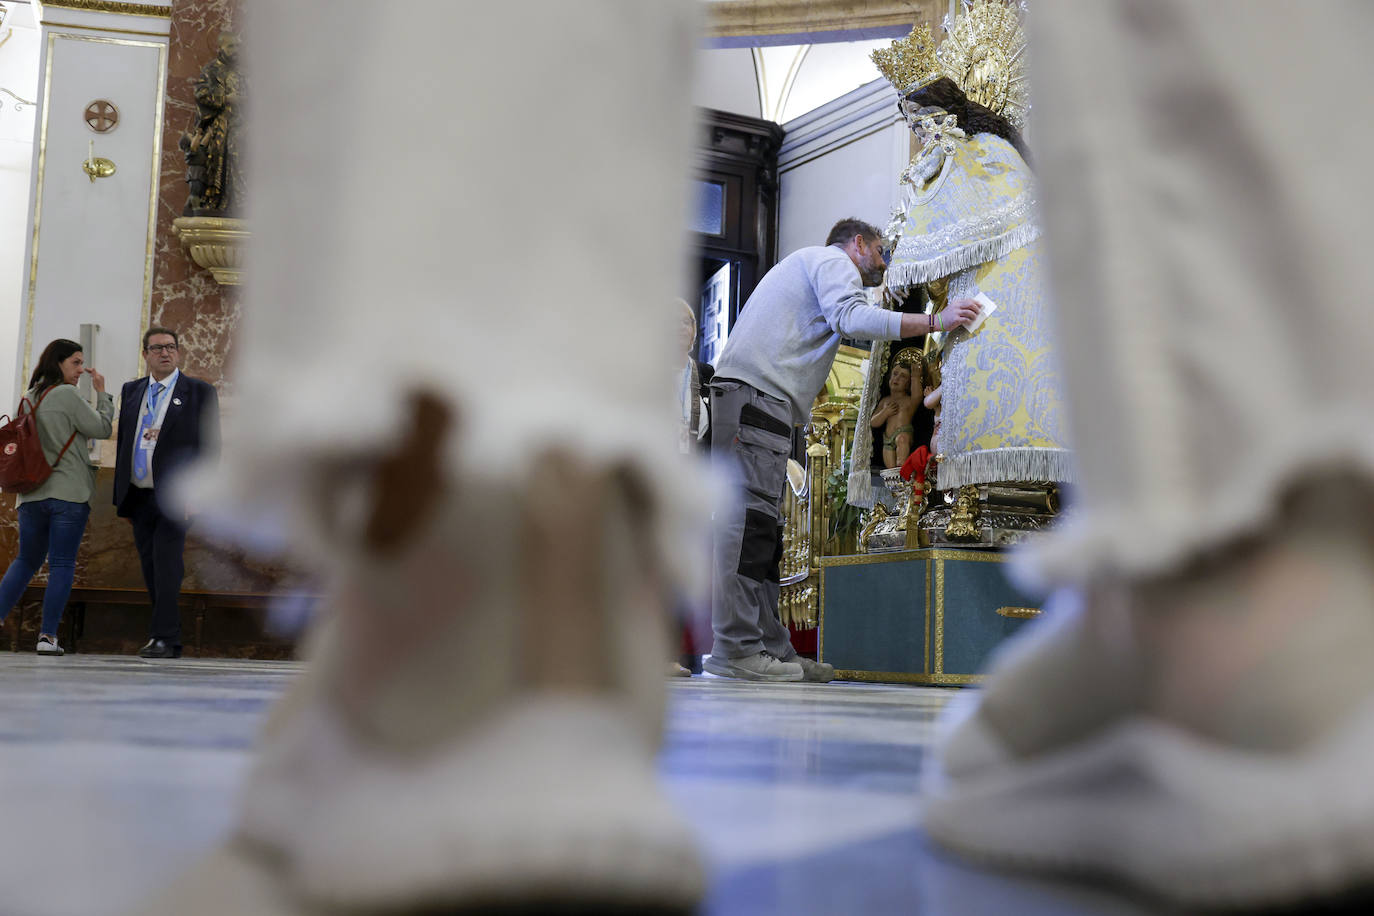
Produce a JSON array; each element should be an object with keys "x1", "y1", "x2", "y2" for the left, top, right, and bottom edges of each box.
[
  {"x1": 699, "y1": 0, "x2": 952, "y2": 125},
  {"x1": 751, "y1": 39, "x2": 893, "y2": 123}
]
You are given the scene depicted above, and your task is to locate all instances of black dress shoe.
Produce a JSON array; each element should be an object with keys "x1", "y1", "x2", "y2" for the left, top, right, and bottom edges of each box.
[{"x1": 138, "y1": 638, "x2": 182, "y2": 659}]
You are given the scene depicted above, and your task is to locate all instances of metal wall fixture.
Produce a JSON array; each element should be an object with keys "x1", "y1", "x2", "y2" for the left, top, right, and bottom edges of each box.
[
  {"x1": 84, "y1": 98, "x2": 118, "y2": 131},
  {"x1": 1, "y1": 85, "x2": 36, "y2": 113},
  {"x1": 82, "y1": 138, "x2": 115, "y2": 181},
  {"x1": 0, "y1": 8, "x2": 37, "y2": 116}
]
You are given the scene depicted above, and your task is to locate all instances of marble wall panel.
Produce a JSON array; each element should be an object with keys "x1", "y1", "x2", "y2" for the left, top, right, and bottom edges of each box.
[{"x1": 148, "y1": 0, "x2": 242, "y2": 390}]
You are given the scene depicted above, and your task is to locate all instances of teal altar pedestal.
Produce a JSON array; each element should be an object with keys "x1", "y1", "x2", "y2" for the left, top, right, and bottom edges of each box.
[{"x1": 818, "y1": 548, "x2": 1042, "y2": 685}]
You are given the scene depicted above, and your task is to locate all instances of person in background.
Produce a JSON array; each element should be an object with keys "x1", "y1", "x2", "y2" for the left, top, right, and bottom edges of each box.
[
  {"x1": 113, "y1": 327, "x2": 219, "y2": 659},
  {"x1": 0, "y1": 338, "x2": 113, "y2": 656},
  {"x1": 676, "y1": 297, "x2": 713, "y2": 455},
  {"x1": 707, "y1": 219, "x2": 979, "y2": 682},
  {"x1": 673, "y1": 298, "x2": 713, "y2": 676}
]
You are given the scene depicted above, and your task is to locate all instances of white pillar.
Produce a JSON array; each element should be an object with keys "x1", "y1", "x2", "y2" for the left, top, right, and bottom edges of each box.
[
  {"x1": 15, "y1": 0, "x2": 171, "y2": 405},
  {"x1": 0, "y1": 0, "x2": 42, "y2": 414}
]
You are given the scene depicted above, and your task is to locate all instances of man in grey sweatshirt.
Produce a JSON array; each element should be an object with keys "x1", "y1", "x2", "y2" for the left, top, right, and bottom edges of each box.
[{"x1": 705, "y1": 218, "x2": 980, "y2": 682}]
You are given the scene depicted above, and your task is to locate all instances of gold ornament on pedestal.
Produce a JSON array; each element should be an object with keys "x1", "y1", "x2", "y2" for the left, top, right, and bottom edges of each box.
[
  {"x1": 944, "y1": 485, "x2": 983, "y2": 541},
  {"x1": 173, "y1": 31, "x2": 248, "y2": 286}
]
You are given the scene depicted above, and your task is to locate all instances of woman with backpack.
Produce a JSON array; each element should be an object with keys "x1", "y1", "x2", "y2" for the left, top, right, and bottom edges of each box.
[{"x1": 0, "y1": 339, "x2": 114, "y2": 655}]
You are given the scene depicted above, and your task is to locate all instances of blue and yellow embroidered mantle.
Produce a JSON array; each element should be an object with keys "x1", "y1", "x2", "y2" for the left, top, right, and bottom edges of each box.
[
  {"x1": 887, "y1": 131, "x2": 1039, "y2": 291},
  {"x1": 851, "y1": 131, "x2": 1073, "y2": 500}
]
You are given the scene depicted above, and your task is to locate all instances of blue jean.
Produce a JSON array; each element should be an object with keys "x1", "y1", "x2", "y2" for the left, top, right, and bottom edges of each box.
[{"x1": 0, "y1": 498, "x2": 92, "y2": 636}]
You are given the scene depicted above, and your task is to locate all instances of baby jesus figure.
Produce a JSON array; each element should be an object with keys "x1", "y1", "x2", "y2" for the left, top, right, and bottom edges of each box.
[{"x1": 870, "y1": 356, "x2": 923, "y2": 469}]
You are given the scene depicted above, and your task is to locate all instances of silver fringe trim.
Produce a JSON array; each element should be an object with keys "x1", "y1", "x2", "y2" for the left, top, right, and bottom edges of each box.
[
  {"x1": 846, "y1": 339, "x2": 891, "y2": 509},
  {"x1": 893, "y1": 191, "x2": 1035, "y2": 263},
  {"x1": 847, "y1": 467, "x2": 874, "y2": 509},
  {"x1": 937, "y1": 446, "x2": 1076, "y2": 491},
  {"x1": 887, "y1": 222, "x2": 1041, "y2": 290}
]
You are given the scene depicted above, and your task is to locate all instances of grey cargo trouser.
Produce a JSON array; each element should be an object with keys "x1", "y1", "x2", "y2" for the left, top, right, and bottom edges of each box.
[{"x1": 709, "y1": 379, "x2": 797, "y2": 661}]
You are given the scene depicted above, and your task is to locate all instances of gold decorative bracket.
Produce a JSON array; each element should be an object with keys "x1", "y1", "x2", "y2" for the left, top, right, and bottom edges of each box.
[
  {"x1": 944, "y1": 484, "x2": 983, "y2": 541},
  {"x1": 172, "y1": 215, "x2": 248, "y2": 285},
  {"x1": 39, "y1": 1, "x2": 172, "y2": 17},
  {"x1": 706, "y1": 0, "x2": 943, "y2": 40}
]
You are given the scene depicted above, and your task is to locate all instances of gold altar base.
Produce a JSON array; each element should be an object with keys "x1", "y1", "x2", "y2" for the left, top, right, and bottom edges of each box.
[{"x1": 916, "y1": 481, "x2": 1061, "y2": 549}]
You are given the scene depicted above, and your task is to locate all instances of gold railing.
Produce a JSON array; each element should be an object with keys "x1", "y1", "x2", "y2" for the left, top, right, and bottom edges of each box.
[
  {"x1": 779, "y1": 479, "x2": 815, "y2": 628},
  {"x1": 778, "y1": 395, "x2": 861, "y2": 631},
  {"x1": 773, "y1": 345, "x2": 868, "y2": 630}
]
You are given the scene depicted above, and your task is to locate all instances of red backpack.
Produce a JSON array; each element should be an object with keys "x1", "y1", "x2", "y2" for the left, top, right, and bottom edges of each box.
[{"x1": 0, "y1": 387, "x2": 78, "y2": 495}]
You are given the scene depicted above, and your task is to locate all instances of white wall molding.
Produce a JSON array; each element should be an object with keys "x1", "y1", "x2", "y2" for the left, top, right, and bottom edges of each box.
[
  {"x1": 776, "y1": 77, "x2": 910, "y2": 257},
  {"x1": 779, "y1": 76, "x2": 900, "y2": 174},
  {"x1": 1, "y1": 0, "x2": 41, "y2": 412},
  {"x1": 16, "y1": 9, "x2": 169, "y2": 398}
]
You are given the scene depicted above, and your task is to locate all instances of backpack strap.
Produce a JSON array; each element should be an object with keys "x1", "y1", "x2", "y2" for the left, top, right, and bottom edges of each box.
[
  {"x1": 26, "y1": 386, "x2": 80, "y2": 469},
  {"x1": 17, "y1": 386, "x2": 57, "y2": 417},
  {"x1": 51, "y1": 430, "x2": 79, "y2": 466}
]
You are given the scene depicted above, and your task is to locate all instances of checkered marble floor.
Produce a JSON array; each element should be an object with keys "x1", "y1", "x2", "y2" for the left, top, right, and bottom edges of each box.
[{"x1": 0, "y1": 655, "x2": 1154, "y2": 916}]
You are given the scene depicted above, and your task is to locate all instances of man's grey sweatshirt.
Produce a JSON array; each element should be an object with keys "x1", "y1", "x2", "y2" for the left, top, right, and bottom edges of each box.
[{"x1": 713, "y1": 244, "x2": 903, "y2": 424}]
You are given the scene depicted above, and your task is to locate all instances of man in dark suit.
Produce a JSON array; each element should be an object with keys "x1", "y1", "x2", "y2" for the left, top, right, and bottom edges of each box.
[{"x1": 115, "y1": 327, "x2": 219, "y2": 658}]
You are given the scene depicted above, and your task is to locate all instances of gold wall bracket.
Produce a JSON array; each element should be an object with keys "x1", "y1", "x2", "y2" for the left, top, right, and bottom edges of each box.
[
  {"x1": 172, "y1": 215, "x2": 248, "y2": 285},
  {"x1": 82, "y1": 155, "x2": 115, "y2": 181},
  {"x1": 82, "y1": 140, "x2": 115, "y2": 181}
]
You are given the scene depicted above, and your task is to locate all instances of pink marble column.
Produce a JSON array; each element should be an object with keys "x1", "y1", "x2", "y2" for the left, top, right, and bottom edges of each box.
[{"x1": 148, "y1": 0, "x2": 243, "y2": 388}]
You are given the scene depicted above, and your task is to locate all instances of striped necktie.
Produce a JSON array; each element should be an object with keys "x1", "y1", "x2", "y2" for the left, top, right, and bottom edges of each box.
[{"x1": 132, "y1": 381, "x2": 164, "y2": 484}]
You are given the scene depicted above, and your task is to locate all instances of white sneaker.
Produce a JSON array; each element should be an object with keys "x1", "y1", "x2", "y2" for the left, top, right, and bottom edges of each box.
[
  {"x1": 704, "y1": 651, "x2": 802, "y2": 682},
  {"x1": 36, "y1": 636, "x2": 64, "y2": 656},
  {"x1": 923, "y1": 492, "x2": 1374, "y2": 911},
  {"x1": 796, "y1": 656, "x2": 834, "y2": 683}
]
